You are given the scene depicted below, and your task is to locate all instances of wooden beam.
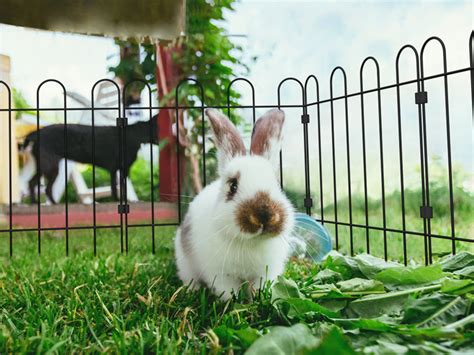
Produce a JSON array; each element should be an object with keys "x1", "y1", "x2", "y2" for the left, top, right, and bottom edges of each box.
[{"x1": 0, "y1": 0, "x2": 186, "y2": 41}]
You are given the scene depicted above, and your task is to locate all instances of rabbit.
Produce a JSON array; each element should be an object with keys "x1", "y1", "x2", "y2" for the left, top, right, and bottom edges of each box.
[{"x1": 174, "y1": 108, "x2": 295, "y2": 300}]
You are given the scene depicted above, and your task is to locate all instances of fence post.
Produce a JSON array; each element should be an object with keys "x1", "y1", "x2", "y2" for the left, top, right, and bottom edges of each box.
[{"x1": 0, "y1": 54, "x2": 20, "y2": 205}]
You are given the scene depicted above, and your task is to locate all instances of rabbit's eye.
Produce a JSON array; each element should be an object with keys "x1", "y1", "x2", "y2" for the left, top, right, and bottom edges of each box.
[
  {"x1": 229, "y1": 179, "x2": 238, "y2": 194},
  {"x1": 226, "y1": 174, "x2": 240, "y2": 201}
]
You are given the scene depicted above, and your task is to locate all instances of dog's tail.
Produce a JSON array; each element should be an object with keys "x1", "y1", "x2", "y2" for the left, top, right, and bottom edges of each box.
[{"x1": 18, "y1": 131, "x2": 37, "y2": 152}]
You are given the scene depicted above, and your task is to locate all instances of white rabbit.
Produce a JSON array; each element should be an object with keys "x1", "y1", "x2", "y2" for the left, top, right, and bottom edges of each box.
[{"x1": 174, "y1": 108, "x2": 294, "y2": 300}]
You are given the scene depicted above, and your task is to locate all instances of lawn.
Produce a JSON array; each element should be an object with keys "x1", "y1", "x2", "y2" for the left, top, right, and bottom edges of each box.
[{"x1": 0, "y1": 226, "x2": 473, "y2": 353}]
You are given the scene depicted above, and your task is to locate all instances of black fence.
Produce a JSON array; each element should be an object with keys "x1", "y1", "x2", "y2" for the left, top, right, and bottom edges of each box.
[{"x1": 1, "y1": 33, "x2": 473, "y2": 265}]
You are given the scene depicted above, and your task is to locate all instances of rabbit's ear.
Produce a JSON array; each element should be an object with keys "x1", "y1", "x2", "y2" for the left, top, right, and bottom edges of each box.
[
  {"x1": 250, "y1": 109, "x2": 285, "y2": 168},
  {"x1": 206, "y1": 109, "x2": 246, "y2": 175}
]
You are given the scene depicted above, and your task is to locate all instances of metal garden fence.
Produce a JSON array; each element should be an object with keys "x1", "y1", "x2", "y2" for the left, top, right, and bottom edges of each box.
[{"x1": 0, "y1": 32, "x2": 473, "y2": 265}]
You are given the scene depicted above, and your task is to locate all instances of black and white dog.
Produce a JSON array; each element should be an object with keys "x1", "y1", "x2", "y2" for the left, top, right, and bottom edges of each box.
[{"x1": 21, "y1": 118, "x2": 158, "y2": 204}]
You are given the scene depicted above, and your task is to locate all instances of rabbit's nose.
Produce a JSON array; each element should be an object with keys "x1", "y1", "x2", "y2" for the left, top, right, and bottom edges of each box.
[
  {"x1": 236, "y1": 191, "x2": 286, "y2": 235},
  {"x1": 256, "y1": 208, "x2": 270, "y2": 227}
]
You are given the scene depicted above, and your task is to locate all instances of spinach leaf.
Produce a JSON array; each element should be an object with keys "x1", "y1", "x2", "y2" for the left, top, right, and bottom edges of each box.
[
  {"x1": 374, "y1": 264, "x2": 445, "y2": 285},
  {"x1": 271, "y1": 276, "x2": 304, "y2": 303},
  {"x1": 313, "y1": 269, "x2": 343, "y2": 284},
  {"x1": 281, "y1": 297, "x2": 339, "y2": 319},
  {"x1": 402, "y1": 293, "x2": 468, "y2": 327},
  {"x1": 347, "y1": 284, "x2": 441, "y2": 318},
  {"x1": 322, "y1": 252, "x2": 363, "y2": 279},
  {"x1": 311, "y1": 327, "x2": 356, "y2": 355},
  {"x1": 337, "y1": 278, "x2": 385, "y2": 293},
  {"x1": 353, "y1": 253, "x2": 401, "y2": 278},
  {"x1": 245, "y1": 323, "x2": 319, "y2": 355},
  {"x1": 441, "y1": 278, "x2": 474, "y2": 296},
  {"x1": 440, "y1": 252, "x2": 474, "y2": 272},
  {"x1": 214, "y1": 325, "x2": 260, "y2": 348},
  {"x1": 454, "y1": 265, "x2": 474, "y2": 279}
]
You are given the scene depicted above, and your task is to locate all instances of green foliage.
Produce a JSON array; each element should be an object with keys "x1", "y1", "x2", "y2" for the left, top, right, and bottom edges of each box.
[
  {"x1": 174, "y1": 0, "x2": 248, "y2": 111},
  {"x1": 12, "y1": 88, "x2": 35, "y2": 119},
  {"x1": 129, "y1": 158, "x2": 159, "y2": 201},
  {"x1": 108, "y1": 0, "x2": 252, "y2": 190}
]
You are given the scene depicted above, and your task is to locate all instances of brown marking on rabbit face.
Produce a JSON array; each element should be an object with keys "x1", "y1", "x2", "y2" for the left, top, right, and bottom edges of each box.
[{"x1": 236, "y1": 191, "x2": 287, "y2": 236}]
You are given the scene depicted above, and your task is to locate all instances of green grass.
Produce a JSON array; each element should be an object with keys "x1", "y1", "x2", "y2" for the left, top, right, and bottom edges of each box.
[{"x1": 1, "y1": 227, "x2": 473, "y2": 353}]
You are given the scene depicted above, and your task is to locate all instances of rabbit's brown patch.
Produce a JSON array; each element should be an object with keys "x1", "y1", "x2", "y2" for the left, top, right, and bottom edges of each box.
[{"x1": 236, "y1": 191, "x2": 286, "y2": 235}]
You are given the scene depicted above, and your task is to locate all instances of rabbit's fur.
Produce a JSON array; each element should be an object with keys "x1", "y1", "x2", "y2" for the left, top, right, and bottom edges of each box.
[{"x1": 174, "y1": 109, "x2": 294, "y2": 299}]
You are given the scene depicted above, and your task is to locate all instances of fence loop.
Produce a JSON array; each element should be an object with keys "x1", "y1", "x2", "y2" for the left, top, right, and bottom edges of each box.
[
  {"x1": 227, "y1": 77, "x2": 256, "y2": 123},
  {"x1": 328, "y1": 66, "x2": 353, "y2": 252},
  {"x1": 419, "y1": 36, "x2": 454, "y2": 262},
  {"x1": 304, "y1": 75, "x2": 324, "y2": 220},
  {"x1": 420, "y1": 36, "x2": 448, "y2": 79},
  {"x1": 277, "y1": 77, "x2": 305, "y2": 109},
  {"x1": 36, "y1": 79, "x2": 69, "y2": 255},
  {"x1": 123, "y1": 79, "x2": 156, "y2": 253},
  {"x1": 359, "y1": 56, "x2": 387, "y2": 259},
  {"x1": 174, "y1": 78, "x2": 206, "y2": 221},
  {"x1": 90, "y1": 79, "x2": 122, "y2": 254},
  {"x1": 276, "y1": 77, "x2": 309, "y2": 210}
]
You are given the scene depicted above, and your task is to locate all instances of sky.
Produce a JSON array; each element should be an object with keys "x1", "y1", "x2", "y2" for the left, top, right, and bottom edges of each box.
[{"x1": 0, "y1": 0, "x2": 472, "y2": 198}]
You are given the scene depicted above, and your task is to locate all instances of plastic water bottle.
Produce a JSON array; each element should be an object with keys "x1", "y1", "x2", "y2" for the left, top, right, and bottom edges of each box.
[{"x1": 289, "y1": 213, "x2": 332, "y2": 262}]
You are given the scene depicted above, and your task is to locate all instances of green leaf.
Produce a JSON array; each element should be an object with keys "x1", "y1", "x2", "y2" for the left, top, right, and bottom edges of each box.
[
  {"x1": 364, "y1": 340, "x2": 461, "y2": 354},
  {"x1": 402, "y1": 293, "x2": 468, "y2": 327},
  {"x1": 347, "y1": 284, "x2": 441, "y2": 318},
  {"x1": 322, "y1": 252, "x2": 363, "y2": 280},
  {"x1": 271, "y1": 276, "x2": 304, "y2": 303},
  {"x1": 317, "y1": 299, "x2": 348, "y2": 313},
  {"x1": 442, "y1": 314, "x2": 474, "y2": 331},
  {"x1": 214, "y1": 325, "x2": 260, "y2": 348},
  {"x1": 337, "y1": 278, "x2": 385, "y2": 293},
  {"x1": 454, "y1": 265, "x2": 474, "y2": 279},
  {"x1": 281, "y1": 298, "x2": 340, "y2": 319},
  {"x1": 353, "y1": 254, "x2": 401, "y2": 279},
  {"x1": 441, "y1": 278, "x2": 474, "y2": 295},
  {"x1": 234, "y1": 328, "x2": 261, "y2": 348},
  {"x1": 310, "y1": 327, "x2": 356, "y2": 355},
  {"x1": 313, "y1": 269, "x2": 343, "y2": 284},
  {"x1": 332, "y1": 318, "x2": 393, "y2": 332},
  {"x1": 245, "y1": 324, "x2": 319, "y2": 355},
  {"x1": 374, "y1": 264, "x2": 445, "y2": 285},
  {"x1": 440, "y1": 252, "x2": 474, "y2": 272}
]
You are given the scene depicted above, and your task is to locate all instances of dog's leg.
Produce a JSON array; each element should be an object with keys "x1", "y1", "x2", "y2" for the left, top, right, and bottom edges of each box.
[
  {"x1": 29, "y1": 173, "x2": 40, "y2": 203},
  {"x1": 111, "y1": 170, "x2": 118, "y2": 201},
  {"x1": 45, "y1": 163, "x2": 60, "y2": 204},
  {"x1": 19, "y1": 151, "x2": 36, "y2": 198}
]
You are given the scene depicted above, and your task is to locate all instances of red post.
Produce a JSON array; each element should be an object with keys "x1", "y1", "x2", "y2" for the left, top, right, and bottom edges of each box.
[{"x1": 156, "y1": 44, "x2": 184, "y2": 202}]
